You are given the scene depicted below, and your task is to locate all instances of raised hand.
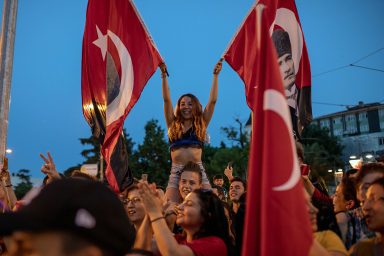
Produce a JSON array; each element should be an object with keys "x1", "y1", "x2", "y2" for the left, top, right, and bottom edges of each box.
[
  {"x1": 40, "y1": 152, "x2": 61, "y2": 181},
  {"x1": 159, "y1": 62, "x2": 168, "y2": 78},
  {"x1": 213, "y1": 59, "x2": 223, "y2": 75},
  {"x1": 138, "y1": 181, "x2": 163, "y2": 217},
  {"x1": 224, "y1": 165, "x2": 234, "y2": 181}
]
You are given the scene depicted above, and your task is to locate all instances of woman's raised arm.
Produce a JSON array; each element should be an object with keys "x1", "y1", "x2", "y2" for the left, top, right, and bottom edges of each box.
[
  {"x1": 160, "y1": 63, "x2": 175, "y2": 128},
  {"x1": 203, "y1": 59, "x2": 222, "y2": 126}
]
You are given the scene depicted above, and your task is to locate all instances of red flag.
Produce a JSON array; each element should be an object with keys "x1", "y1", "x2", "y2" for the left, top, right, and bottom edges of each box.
[
  {"x1": 82, "y1": 0, "x2": 163, "y2": 192},
  {"x1": 264, "y1": 0, "x2": 312, "y2": 138},
  {"x1": 224, "y1": 3, "x2": 312, "y2": 256}
]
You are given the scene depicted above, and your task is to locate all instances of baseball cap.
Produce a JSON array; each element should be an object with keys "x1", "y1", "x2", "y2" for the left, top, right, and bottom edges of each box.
[{"x1": 0, "y1": 178, "x2": 135, "y2": 255}]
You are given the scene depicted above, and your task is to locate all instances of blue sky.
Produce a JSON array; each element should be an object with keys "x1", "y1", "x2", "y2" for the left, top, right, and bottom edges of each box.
[{"x1": 3, "y1": 0, "x2": 384, "y2": 179}]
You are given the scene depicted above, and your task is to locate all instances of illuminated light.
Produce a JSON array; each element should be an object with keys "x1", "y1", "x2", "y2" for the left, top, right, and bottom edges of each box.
[
  {"x1": 365, "y1": 154, "x2": 373, "y2": 159},
  {"x1": 349, "y1": 155, "x2": 357, "y2": 159},
  {"x1": 349, "y1": 159, "x2": 362, "y2": 169},
  {"x1": 5, "y1": 148, "x2": 12, "y2": 154},
  {"x1": 328, "y1": 169, "x2": 333, "y2": 173}
]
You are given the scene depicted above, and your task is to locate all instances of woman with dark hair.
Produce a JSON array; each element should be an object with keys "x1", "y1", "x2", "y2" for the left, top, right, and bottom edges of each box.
[
  {"x1": 136, "y1": 182, "x2": 231, "y2": 256},
  {"x1": 160, "y1": 61, "x2": 222, "y2": 203},
  {"x1": 333, "y1": 176, "x2": 361, "y2": 249},
  {"x1": 350, "y1": 177, "x2": 384, "y2": 255}
]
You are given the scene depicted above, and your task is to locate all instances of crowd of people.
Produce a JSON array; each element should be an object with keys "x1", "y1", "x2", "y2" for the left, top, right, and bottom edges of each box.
[{"x1": 0, "y1": 61, "x2": 383, "y2": 255}]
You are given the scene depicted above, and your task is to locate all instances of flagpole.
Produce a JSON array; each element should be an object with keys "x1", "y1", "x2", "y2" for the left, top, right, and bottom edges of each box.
[{"x1": 0, "y1": 0, "x2": 18, "y2": 166}]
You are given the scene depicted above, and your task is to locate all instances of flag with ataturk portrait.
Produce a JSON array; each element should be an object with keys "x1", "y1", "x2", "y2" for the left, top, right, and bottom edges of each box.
[
  {"x1": 264, "y1": 0, "x2": 312, "y2": 138},
  {"x1": 223, "y1": 1, "x2": 312, "y2": 256},
  {"x1": 81, "y1": 0, "x2": 163, "y2": 192}
]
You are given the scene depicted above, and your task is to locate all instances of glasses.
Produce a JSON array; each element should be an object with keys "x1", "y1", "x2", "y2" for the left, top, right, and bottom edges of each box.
[{"x1": 121, "y1": 197, "x2": 141, "y2": 205}]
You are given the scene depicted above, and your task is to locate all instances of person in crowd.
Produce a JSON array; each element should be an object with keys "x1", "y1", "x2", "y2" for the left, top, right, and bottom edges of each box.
[
  {"x1": 213, "y1": 174, "x2": 228, "y2": 200},
  {"x1": 349, "y1": 177, "x2": 384, "y2": 255},
  {"x1": 160, "y1": 162, "x2": 204, "y2": 234},
  {"x1": 297, "y1": 141, "x2": 341, "y2": 237},
  {"x1": 136, "y1": 181, "x2": 232, "y2": 256},
  {"x1": 178, "y1": 162, "x2": 203, "y2": 201},
  {"x1": 213, "y1": 174, "x2": 224, "y2": 187},
  {"x1": 333, "y1": 176, "x2": 361, "y2": 249},
  {"x1": 122, "y1": 185, "x2": 147, "y2": 232},
  {"x1": 212, "y1": 184, "x2": 226, "y2": 202},
  {"x1": 0, "y1": 178, "x2": 135, "y2": 256},
  {"x1": 229, "y1": 177, "x2": 246, "y2": 214},
  {"x1": 160, "y1": 61, "x2": 222, "y2": 203},
  {"x1": 305, "y1": 190, "x2": 348, "y2": 256},
  {"x1": 353, "y1": 162, "x2": 384, "y2": 240},
  {"x1": 356, "y1": 163, "x2": 384, "y2": 204}
]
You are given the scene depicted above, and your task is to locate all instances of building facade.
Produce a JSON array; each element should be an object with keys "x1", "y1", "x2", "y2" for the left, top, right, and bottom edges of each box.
[{"x1": 312, "y1": 101, "x2": 384, "y2": 165}]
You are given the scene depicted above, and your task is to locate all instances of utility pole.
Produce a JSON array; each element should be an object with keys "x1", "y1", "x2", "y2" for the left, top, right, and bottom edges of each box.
[{"x1": 0, "y1": 0, "x2": 18, "y2": 166}]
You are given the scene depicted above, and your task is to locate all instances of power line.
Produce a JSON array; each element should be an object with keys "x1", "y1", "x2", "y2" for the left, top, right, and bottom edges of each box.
[
  {"x1": 352, "y1": 47, "x2": 384, "y2": 64},
  {"x1": 350, "y1": 64, "x2": 384, "y2": 73},
  {"x1": 312, "y1": 47, "x2": 384, "y2": 78},
  {"x1": 312, "y1": 65, "x2": 349, "y2": 78},
  {"x1": 312, "y1": 101, "x2": 353, "y2": 107}
]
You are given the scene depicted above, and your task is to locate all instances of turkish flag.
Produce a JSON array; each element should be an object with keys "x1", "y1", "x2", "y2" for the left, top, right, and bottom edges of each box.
[
  {"x1": 82, "y1": 0, "x2": 163, "y2": 192},
  {"x1": 224, "y1": 3, "x2": 312, "y2": 256},
  {"x1": 263, "y1": 0, "x2": 312, "y2": 138}
]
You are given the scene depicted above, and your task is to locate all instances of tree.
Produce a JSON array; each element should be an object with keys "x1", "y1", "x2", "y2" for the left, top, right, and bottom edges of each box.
[
  {"x1": 13, "y1": 169, "x2": 33, "y2": 199},
  {"x1": 66, "y1": 128, "x2": 137, "y2": 178},
  {"x1": 204, "y1": 118, "x2": 250, "y2": 181},
  {"x1": 220, "y1": 118, "x2": 248, "y2": 149},
  {"x1": 301, "y1": 124, "x2": 344, "y2": 185},
  {"x1": 134, "y1": 119, "x2": 170, "y2": 187}
]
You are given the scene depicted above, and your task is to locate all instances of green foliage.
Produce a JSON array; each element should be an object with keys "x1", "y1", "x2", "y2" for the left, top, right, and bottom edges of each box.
[
  {"x1": 13, "y1": 169, "x2": 33, "y2": 199},
  {"x1": 301, "y1": 124, "x2": 344, "y2": 185},
  {"x1": 133, "y1": 119, "x2": 170, "y2": 187},
  {"x1": 72, "y1": 118, "x2": 250, "y2": 188},
  {"x1": 204, "y1": 118, "x2": 249, "y2": 182}
]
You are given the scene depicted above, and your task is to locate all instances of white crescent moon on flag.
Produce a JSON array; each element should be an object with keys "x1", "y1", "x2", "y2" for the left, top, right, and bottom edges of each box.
[
  {"x1": 263, "y1": 89, "x2": 300, "y2": 191},
  {"x1": 106, "y1": 30, "x2": 134, "y2": 126},
  {"x1": 269, "y1": 8, "x2": 303, "y2": 75}
]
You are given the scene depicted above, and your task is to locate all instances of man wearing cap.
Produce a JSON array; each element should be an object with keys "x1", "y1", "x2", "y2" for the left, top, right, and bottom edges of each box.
[
  {"x1": 272, "y1": 29, "x2": 300, "y2": 139},
  {"x1": 0, "y1": 178, "x2": 135, "y2": 256}
]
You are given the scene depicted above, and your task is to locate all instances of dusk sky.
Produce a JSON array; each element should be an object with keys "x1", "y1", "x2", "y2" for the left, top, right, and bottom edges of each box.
[{"x1": 2, "y1": 0, "x2": 384, "y2": 180}]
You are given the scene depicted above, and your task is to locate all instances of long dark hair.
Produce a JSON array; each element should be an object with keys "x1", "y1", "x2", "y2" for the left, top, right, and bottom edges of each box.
[{"x1": 192, "y1": 189, "x2": 233, "y2": 254}]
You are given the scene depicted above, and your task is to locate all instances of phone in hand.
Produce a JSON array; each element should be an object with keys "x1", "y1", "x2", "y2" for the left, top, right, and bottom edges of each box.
[
  {"x1": 300, "y1": 164, "x2": 310, "y2": 176},
  {"x1": 227, "y1": 161, "x2": 233, "y2": 168},
  {"x1": 141, "y1": 173, "x2": 148, "y2": 182}
]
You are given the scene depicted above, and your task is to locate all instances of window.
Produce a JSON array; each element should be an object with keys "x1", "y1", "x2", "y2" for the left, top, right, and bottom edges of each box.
[{"x1": 379, "y1": 137, "x2": 384, "y2": 146}]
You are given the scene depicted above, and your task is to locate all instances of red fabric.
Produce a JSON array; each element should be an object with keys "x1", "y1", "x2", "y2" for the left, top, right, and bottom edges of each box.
[
  {"x1": 313, "y1": 188, "x2": 333, "y2": 204},
  {"x1": 82, "y1": 0, "x2": 163, "y2": 192},
  {"x1": 175, "y1": 235, "x2": 227, "y2": 256},
  {"x1": 224, "y1": 3, "x2": 312, "y2": 256}
]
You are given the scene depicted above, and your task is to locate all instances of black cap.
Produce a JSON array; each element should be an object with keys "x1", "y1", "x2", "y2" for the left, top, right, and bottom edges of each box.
[
  {"x1": 0, "y1": 178, "x2": 135, "y2": 255},
  {"x1": 272, "y1": 29, "x2": 292, "y2": 58}
]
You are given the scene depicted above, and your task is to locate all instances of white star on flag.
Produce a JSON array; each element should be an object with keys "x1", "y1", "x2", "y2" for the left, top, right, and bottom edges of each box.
[{"x1": 93, "y1": 25, "x2": 108, "y2": 61}]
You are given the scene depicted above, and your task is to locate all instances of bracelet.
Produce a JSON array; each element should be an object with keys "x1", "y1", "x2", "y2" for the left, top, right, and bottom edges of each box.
[
  {"x1": 150, "y1": 216, "x2": 165, "y2": 223},
  {"x1": 164, "y1": 211, "x2": 176, "y2": 218}
]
